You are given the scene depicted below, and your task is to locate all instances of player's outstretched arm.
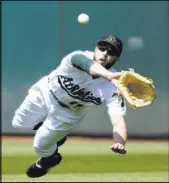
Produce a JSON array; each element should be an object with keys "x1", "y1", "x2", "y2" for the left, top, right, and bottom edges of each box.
[
  {"x1": 71, "y1": 54, "x2": 121, "y2": 80},
  {"x1": 89, "y1": 63, "x2": 121, "y2": 80},
  {"x1": 109, "y1": 115, "x2": 127, "y2": 154}
]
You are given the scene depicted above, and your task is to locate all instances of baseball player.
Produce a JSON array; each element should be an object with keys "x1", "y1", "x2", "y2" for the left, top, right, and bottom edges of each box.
[{"x1": 12, "y1": 34, "x2": 127, "y2": 178}]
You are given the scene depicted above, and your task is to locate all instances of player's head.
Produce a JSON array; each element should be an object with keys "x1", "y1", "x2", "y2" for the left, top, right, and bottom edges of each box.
[{"x1": 93, "y1": 35, "x2": 123, "y2": 69}]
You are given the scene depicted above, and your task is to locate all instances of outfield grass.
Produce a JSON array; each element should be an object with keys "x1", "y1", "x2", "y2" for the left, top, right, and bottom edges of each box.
[
  {"x1": 2, "y1": 172, "x2": 168, "y2": 182},
  {"x1": 2, "y1": 138, "x2": 169, "y2": 182}
]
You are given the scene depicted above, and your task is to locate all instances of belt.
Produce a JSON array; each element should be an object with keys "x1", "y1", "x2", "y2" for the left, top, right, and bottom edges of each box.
[{"x1": 49, "y1": 90, "x2": 70, "y2": 109}]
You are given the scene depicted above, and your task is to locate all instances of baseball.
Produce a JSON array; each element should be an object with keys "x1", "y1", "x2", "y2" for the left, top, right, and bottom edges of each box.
[{"x1": 78, "y1": 13, "x2": 89, "y2": 24}]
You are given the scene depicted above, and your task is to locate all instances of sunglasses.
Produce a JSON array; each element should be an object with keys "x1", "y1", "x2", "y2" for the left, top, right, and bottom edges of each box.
[{"x1": 97, "y1": 42, "x2": 118, "y2": 56}]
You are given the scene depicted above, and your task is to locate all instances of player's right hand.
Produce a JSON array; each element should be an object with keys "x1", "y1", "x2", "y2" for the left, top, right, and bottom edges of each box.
[{"x1": 110, "y1": 143, "x2": 127, "y2": 154}]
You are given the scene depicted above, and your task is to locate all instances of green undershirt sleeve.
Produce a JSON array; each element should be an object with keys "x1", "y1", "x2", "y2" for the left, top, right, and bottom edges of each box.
[{"x1": 71, "y1": 54, "x2": 94, "y2": 73}]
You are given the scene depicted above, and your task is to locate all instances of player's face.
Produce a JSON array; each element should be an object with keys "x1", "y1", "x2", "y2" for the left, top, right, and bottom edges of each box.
[{"x1": 93, "y1": 42, "x2": 118, "y2": 69}]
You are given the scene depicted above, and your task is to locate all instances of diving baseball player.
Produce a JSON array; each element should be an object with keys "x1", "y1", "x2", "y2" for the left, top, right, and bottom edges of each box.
[{"x1": 12, "y1": 35, "x2": 127, "y2": 178}]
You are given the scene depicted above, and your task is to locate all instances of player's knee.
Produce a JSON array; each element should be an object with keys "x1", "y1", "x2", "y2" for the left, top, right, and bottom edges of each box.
[
  {"x1": 12, "y1": 115, "x2": 20, "y2": 128},
  {"x1": 12, "y1": 114, "x2": 27, "y2": 129},
  {"x1": 33, "y1": 142, "x2": 57, "y2": 157},
  {"x1": 33, "y1": 143, "x2": 42, "y2": 155},
  {"x1": 33, "y1": 137, "x2": 47, "y2": 156}
]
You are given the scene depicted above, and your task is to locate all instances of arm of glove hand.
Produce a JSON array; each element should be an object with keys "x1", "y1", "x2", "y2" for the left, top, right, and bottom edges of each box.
[{"x1": 110, "y1": 143, "x2": 127, "y2": 154}]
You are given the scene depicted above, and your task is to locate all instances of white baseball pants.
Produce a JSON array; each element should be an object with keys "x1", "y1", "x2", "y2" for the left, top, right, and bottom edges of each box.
[{"x1": 12, "y1": 76, "x2": 81, "y2": 157}]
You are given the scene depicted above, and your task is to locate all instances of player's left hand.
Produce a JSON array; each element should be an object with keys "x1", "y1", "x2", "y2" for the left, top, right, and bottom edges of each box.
[{"x1": 110, "y1": 143, "x2": 127, "y2": 154}]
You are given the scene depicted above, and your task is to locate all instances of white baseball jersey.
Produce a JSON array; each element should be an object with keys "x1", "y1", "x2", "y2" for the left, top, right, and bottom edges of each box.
[{"x1": 45, "y1": 50, "x2": 126, "y2": 125}]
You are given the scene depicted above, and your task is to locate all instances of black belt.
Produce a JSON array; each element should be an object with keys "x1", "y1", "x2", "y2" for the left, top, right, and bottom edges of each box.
[{"x1": 49, "y1": 90, "x2": 70, "y2": 109}]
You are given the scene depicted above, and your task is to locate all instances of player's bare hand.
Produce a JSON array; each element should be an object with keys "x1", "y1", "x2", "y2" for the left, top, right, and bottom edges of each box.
[{"x1": 110, "y1": 143, "x2": 127, "y2": 154}]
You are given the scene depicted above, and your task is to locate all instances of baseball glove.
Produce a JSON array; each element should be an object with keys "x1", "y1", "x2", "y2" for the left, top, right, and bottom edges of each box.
[{"x1": 112, "y1": 69, "x2": 156, "y2": 109}]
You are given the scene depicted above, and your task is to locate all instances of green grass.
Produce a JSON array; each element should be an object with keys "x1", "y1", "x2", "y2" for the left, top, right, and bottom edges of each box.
[
  {"x1": 2, "y1": 138, "x2": 169, "y2": 182},
  {"x1": 2, "y1": 172, "x2": 168, "y2": 182}
]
